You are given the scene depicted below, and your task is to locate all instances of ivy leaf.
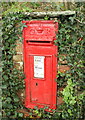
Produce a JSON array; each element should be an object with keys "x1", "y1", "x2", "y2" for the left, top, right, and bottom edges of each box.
[
  {"x1": 69, "y1": 17, "x2": 75, "y2": 23},
  {"x1": 3, "y1": 75, "x2": 8, "y2": 80},
  {"x1": 18, "y1": 113, "x2": 23, "y2": 117},
  {"x1": 2, "y1": 85, "x2": 7, "y2": 89},
  {"x1": 6, "y1": 97, "x2": 12, "y2": 102},
  {"x1": 68, "y1": 109, "x2": 72, "y2": 115},
  {"x1": 14, "y1": 97, "x2": 19, "y2": 102},
  {"x1": 44, "y1": 16, "x2": 49, "y2": 20}
]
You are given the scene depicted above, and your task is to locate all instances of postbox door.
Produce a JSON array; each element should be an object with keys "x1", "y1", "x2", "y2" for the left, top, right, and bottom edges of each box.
[{"x1": 29, "y1": 55, "x2": 53, "y2": 105}]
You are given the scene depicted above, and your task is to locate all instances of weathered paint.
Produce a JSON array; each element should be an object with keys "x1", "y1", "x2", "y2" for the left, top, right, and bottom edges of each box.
[{"x1": 23, "y1": 20, "x2": 58, "y2": 110}]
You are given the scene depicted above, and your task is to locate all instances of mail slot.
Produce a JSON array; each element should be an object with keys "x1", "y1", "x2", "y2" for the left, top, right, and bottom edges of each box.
[{"x1": 23, "y1": 20, "x2": 58, "y2": 110}]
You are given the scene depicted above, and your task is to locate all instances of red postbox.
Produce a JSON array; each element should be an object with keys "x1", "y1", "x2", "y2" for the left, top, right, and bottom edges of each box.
[{"x1": 23, "y1": 20, "x2": 58, "y2": 110}]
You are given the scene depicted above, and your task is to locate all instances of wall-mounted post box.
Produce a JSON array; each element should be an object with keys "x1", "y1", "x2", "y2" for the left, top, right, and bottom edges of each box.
[{"x1": 23, "y1": 20, "x2": 58, "y2": 110}]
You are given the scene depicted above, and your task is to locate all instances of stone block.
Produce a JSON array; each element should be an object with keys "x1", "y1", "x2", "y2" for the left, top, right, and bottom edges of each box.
[
  {"x1": 17, "y1": 89, "x2": 25, "y2": 105},
  {"x1": 15, "y1": 40, "x2": 23, "y2": 54},
  {"x1": 13, "y1": 54, "x2": 23, "y2": 62},
  {"x1": 57, "y1": 97, "x2": 64, "y2": 105},
  {"x1": 58, "y1": 65, "x2": 70, "y2": 73},
  {"x1": 14, "y1": 62, "x2": 23, "y2": 70},
  {"x1": 59, "y1": 54, "x2": 67, "y2": 64}
]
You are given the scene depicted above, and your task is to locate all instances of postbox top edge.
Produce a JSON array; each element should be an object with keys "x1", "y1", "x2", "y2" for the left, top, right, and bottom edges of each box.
[{"x1": 22, "y1": 20, "x2": 58, "y2": 24}]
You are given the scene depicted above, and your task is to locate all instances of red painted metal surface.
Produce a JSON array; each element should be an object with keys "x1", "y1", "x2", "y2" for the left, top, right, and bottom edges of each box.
[
  {"x1": 23, "y1": 20, "x2": 58, "y2": 110},
  {"x1": 23, "y1": 20, "x2": 58, "y2": 42}
]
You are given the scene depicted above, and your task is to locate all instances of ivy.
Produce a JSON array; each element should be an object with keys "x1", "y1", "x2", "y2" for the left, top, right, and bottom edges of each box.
[
  {"x1": 2, "y1": 2, "x2": 85, "y2": 119},
  {"x1": 2, "y1": 12, "x2": 27, "y2": 118},
  {"x1": 55, "y1": 9, "x2": 85, "y2": 119}
]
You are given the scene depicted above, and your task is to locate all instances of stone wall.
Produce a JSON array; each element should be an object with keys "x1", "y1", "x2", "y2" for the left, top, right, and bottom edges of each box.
[{"x1": 13, "y1": 40, "x2": 23, "y2": 70}]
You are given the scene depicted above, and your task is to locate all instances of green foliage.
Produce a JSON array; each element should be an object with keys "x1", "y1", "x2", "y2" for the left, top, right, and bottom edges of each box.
[
  {"x1": 2, "y1": 12, "x2": 27, "y2": 118},
  {"x1": 2, "y1": 2, "x2": 33, "y2": 15},
  {"x1": 55, "y1": 5, "x2": 85, "y2": 119},
  {"x1": 2, "y1": 2, "x2": 85, "y2": 119},
  {"x1": 27, "y1": 106, "x2": 56, "y2": 119},
  {"x1": 62, "y1": 79, "x2": 76, "y2": 105},
  {"x1": 44, "y1": 16, "x2": 49, "y2": 20},
  {"x1": 30, "y1": 2, "x2": 41, "y2": 9}
]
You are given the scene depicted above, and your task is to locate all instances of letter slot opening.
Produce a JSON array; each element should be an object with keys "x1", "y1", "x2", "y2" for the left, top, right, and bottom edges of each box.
[{"x1": 27, "y1": 40, "x2": 51, "y2": 43}]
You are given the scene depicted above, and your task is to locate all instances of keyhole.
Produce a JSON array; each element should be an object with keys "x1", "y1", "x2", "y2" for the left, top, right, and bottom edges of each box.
[{"x1": 36, "y1": 83, "x2": 38, "y2": 86}]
